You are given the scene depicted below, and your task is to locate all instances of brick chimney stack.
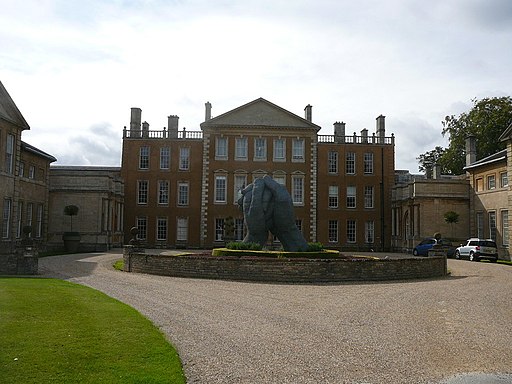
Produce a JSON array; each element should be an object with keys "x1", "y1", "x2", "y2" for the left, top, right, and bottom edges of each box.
[
  {"x1": 334, "y1": 121, "x2": 346, "y2": 143},
  {"x1": 168, "y1": 115, "x2": 179, "y2": 139},
  {"x1": 466, "y1": 135, "x2": 477, "y2": 167},
  {"x1": 205, "y1": 101, "x2": 212, "y2": 121},
  {"x1": 304, "y1": 104, "x2": 312, "y2": 122},
  {"x1": 130, "y1": 107, "x2": 142, "y2": 138},
  {"x1": 376, "y1": 115, "x2": 386, "y2": 143}
]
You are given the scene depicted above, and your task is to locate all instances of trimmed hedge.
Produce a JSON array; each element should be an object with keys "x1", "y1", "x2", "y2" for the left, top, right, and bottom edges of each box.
[{"x1": 212, "y1": 248, "x2": 341, "y2": 259}]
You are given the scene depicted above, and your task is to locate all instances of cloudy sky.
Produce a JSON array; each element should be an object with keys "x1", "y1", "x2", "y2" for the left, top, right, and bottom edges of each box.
[{"x1": 1, "y1": 0, "x2": 511, "y2": 171}]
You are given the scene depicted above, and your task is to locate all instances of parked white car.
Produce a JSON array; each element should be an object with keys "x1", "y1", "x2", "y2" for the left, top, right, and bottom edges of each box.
[{"x1": 454, "y1": 238, "x2": 498, "y2": 262}]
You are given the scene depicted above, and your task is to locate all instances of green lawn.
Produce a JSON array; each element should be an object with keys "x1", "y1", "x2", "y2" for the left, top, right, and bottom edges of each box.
[{"x1": 0, "y1": 278, "x2": 186, "y2": 384}]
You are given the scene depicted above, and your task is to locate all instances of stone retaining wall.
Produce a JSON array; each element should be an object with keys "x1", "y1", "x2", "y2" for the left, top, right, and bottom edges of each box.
[
  {"x1": 0, "y1": 248, "x2": 38, "y2": 275},
  {"x1": 123, "y1": 247, "x2": 447, "y2": 283}
]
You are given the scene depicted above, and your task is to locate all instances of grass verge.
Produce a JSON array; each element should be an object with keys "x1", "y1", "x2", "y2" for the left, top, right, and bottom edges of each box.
[
  {"x1": 0, "y1": 277, "x2": 185, "y2": 384},
  {"x1": 113, "y1": 259, "x2": 124, "y2": 271}
]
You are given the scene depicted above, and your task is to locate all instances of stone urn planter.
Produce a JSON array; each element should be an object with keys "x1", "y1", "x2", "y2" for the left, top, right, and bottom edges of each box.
[{"x1": 63, "y1": 232, "x2": 81, "y2": 253}]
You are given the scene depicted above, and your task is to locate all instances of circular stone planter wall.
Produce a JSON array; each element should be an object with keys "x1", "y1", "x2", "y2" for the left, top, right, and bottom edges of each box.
[{"x1": 123, "y1": 247, "x2": 448, "y2": 283}]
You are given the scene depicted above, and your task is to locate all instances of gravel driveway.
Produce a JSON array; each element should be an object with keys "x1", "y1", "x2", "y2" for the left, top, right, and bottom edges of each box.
[{"x1": 39, "y1": 252, "x2": 512, "y2": 384}]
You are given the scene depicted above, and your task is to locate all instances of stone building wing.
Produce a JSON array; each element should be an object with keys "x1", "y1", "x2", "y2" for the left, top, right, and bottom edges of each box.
[
  {"x1": 200, "y1": 97, "x2": 321, "y2": 131},
  {"x1": 0, "y1": 81, "x2": 30, "y2": 130}
]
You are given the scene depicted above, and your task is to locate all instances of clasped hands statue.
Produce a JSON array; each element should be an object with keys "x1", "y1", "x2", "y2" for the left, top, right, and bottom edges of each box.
[{"x1": 237, "y1": 175, "x2": 308, "y2": 252}]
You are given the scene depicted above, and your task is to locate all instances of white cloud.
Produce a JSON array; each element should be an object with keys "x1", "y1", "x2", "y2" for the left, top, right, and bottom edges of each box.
[{"x1": 2, "y1": 0, "x2": 512, "y2": 171}]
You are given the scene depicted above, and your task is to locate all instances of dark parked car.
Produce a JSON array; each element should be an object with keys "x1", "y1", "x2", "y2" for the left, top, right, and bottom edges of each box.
[
  {"x1": 413, "y1": 238, "x2": 455, "y2": 257},
  {"x1": 454, "y1": 238, "x2": 498, "y2": 262}
]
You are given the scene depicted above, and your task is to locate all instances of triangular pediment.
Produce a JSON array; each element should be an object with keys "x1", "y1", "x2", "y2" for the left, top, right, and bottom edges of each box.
[
  {"x1": 201, "y1": 98, "x2": 320, "y2": 131},
  {"x1": 0, "y1": 81, "x2": 30, "y2": 130}
]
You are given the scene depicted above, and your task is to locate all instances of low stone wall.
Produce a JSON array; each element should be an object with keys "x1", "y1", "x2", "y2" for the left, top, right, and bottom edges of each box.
[
  {"x1": 123, "y1": 247, "x2": 447, "y2": 283},
  {"x1": 0, "y1": 247, "x2": 38, "y2": 275}
]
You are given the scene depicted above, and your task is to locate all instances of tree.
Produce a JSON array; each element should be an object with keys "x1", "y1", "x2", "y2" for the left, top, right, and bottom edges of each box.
[
  {"x1": 418, "y1": 96, "x2": 512, "y2": 175},
  {"x1": 416, "y1": 146, "x2": 447, "y2": 173},
  {"x1": 64, "y1": 205, "x2": 79, "y2": 232},
  {"x1": 444, "y1": 211, "x2": 459, "y2": 239}
]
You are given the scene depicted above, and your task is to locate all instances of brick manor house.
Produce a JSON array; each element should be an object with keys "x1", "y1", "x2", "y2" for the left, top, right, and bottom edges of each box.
[{"x1": 121, "y1": 98, "x2": 395, "y2": 250}]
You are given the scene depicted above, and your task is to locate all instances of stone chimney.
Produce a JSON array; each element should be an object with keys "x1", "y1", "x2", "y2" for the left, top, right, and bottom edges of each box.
[
  {"x1": 361, "y1": 128, "x2": 368, "y2": 143},
  {"x1": 205, "y1": 101, "x2": 212, "y2": 121},
  {"x1": 142, "y1": 121, "x2": 149, "y2": 138},
  {"x1": 334, "y1": 121, "x2": 346, "y2": 143},
  {"x1": 376, "y1": 115, "x2": 385, "y2": 143},
  {"x1": 433, "y1": 164, "x2": 442, "y2": 179},
  {"x1": 168, "y1": 115, "x2": 179, "y2": 139},
  {"x1": 304, "y1": 104, "x2": 312, "y2": 122},
  {"x1": 130, "y1": 107, "x2": 142, "y2": 138},
  {"x1": 466, "y1": 135, "x2": 476, "y2": 167}
]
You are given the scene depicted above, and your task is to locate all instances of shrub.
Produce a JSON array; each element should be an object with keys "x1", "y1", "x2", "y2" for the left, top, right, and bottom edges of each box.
[
  {"x1": 306, "y1": 242, "x2": 324, "y2": 252},
  {"x1": 226, "y1": 242, "x2": 262, "y2": 251}
]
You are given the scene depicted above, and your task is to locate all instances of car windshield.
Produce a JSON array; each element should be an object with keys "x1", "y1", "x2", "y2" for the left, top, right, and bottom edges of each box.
[{"x1": 479, "y1": 241, "x2": 497, "y2": 247}]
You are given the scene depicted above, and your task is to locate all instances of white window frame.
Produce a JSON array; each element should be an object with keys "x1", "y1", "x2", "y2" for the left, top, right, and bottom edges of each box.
[
  {"x1": 347, "y1": 220, "x2": 356, "y2": 243},
  {"x1": 476, "y1": 212, "x2": 484, "y2": 238},
  {"x1": 364, "y1": 186, "x2": 374, "y2": 209},
  {"x1": 6, "y1": 134, "x2": 14, "y2": 174},
  {"x1": 29, "y1": 165, "x2": 35, "y2": 179},
  {"x1": 2, "y1": 199, "x2": 12, "y2": 239},
  {"x1": 365, "y1": 221, "x2": 375, "y2": 244},
  {"x1": 136, "y1": 216, "x2": 147, "y2": 240},
  {"x1": 156, "y1": 217, "x2": 168, "y2": 241},
  {"x1": 488, "y1": 175, "x2": 496, "y2": 190},
  {"x1": 328, "y1": 220, "x2": 338, "y2": 243},
  {"x1": 19, "y1": 162, "x2": 25, "y2": 177},
  {"x1": 489, "y1": 211, "x2": 497, "y2": 241},
  {"x1": 178, "y1": 182, "x2": 189, "y2": 206},
  {"x1": 501, "y1": 210, "x2": 509, "y2": 246},
  {"x1": 139, "y1": 146, "x2": 149, "y2": 169},
  {"x1": 16, "y1": 201, "x2": 23, "y2": 238},
  {"x1": 26, "y1": 203, "x2": 33, "y2": 232},
  {"x1": 347, "y1": 186, "x2": 356, "y2": 208},
  {"x1": 160, "y1": 147, "x2": 170, "y2": 169},
  {"x1": 273, "y1": 138, "x2": 286, "y2": 162},
  {"x1": 137, "y1": 180, "x2": 149, "y2": 205},
  {"x1": 501, "y1": 172, "x2": 508, "y2": 188},
  {"x1": 234, "y1": 174, "x2": 247, "y2": 203},
  {"x1": 158, "y1": 180, "x2": 169, "y2": 205},
  {"x1": 328, "y1": 185, "x2": 338, "y2": 209},
  {"x1": 179, "y1": 147, "x2": 190, "y2": 170},
  {"x1": 36, "y1": 204, "x2": 43, "y2": 238},
  {"x1": 328, "y1": 151, "x2": 338, "y2": 174},
  {"x1": 177, "y1": 217, "x2": 188, "y2": 241},
  {"x1": 346, "y1": 152, "x2": 355, "y2": 175},
  {"x1": 254, "y1": 137, "x2": 267, "y2": 161},
  {"x1": 292, "y1": 175, "x2": 304, "y2": 205},
  {"x1": 234, "y1": 218, "x2": 244, "y2": 241},
  {"x1": 292, "y1": 138, "x2": 305, "y2": 162},
  {"x1": 215, "y1": 218, "x2": 224, "y2": 241},
  {"x1": 235, "y1": 137, "x2": 248, "y2": 160},
  {"x1": 215, "y1": 137, "x2": 228, "y2": 159},
  {"x1": 364, "y1": 152, "x2": 374, "y2": 174},
  {"x1": 215, "y1": 175, "x2": 227, "y2": 204}
]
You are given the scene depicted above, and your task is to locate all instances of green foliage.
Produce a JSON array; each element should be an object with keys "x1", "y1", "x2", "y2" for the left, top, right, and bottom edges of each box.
[
  {"x1": 417, "y1": 146, "x2": 448, "y2": 173},
  {"x1": 113, "y1": 259, "x2": 124, "y2": 271},
  {"x1": 223, "y1": 216, "x2": 235, "y2": 239},
  {"x1": 226, "y1": 241, "x2": 263, "y2": 251},
  {"x1": 0, "y1": 278, "x2": 185, "y2": 383},
  {"x1": 213, "y1": 247, "x2": 340, "y2": 259},
  {"x1": 306, "y1": 242, "x2": 324, "y2": 252},
  {"x1": 63, "y1": 205, "x2": 79, "y2": 216},
  {"x1": 63, "y1": 205, "x2": 79, "y2": 232},
  {"x1": 440, "y1": 96, "x2": 512, "y2": 175},
  {"x1": 444, "y1": 211, "x2": 460, "y2": 224}
]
